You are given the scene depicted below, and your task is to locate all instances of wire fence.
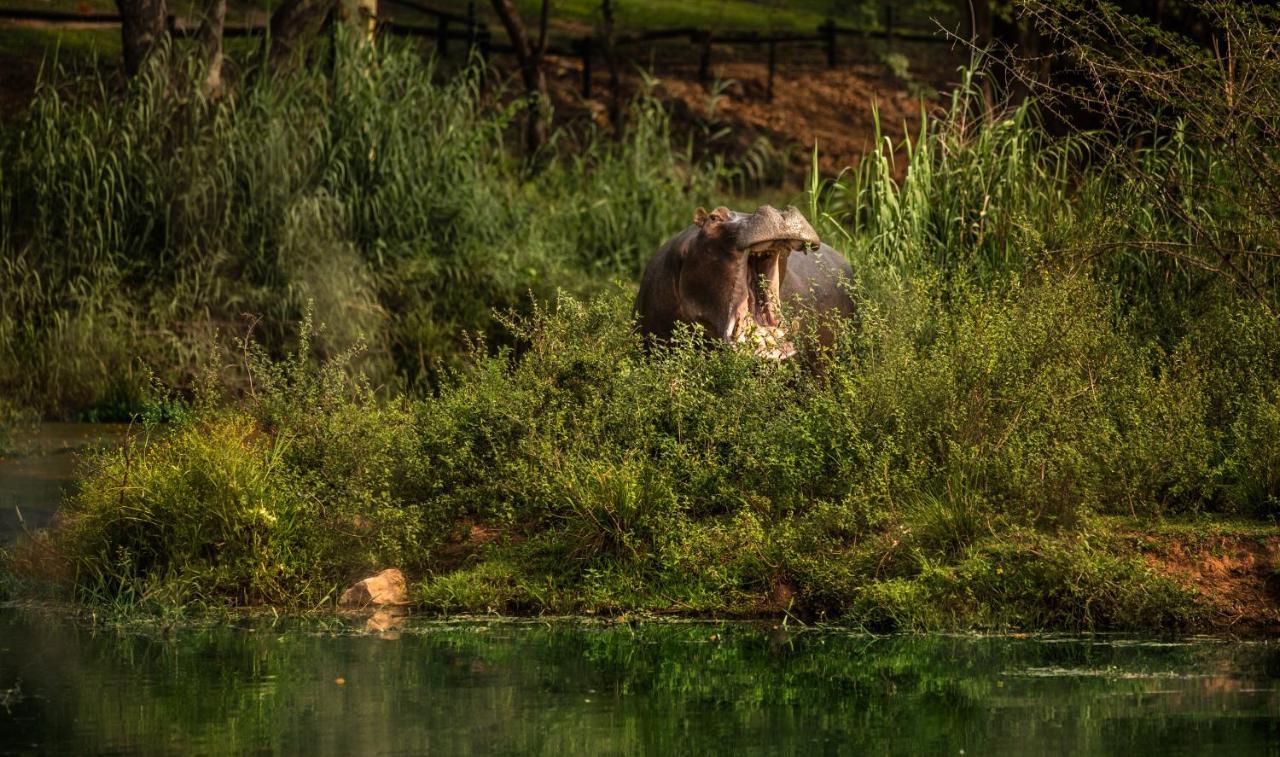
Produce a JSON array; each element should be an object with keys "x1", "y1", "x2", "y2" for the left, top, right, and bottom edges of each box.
[{"x1": 0, "y1": 1, "x2": 954, "y2": 101}]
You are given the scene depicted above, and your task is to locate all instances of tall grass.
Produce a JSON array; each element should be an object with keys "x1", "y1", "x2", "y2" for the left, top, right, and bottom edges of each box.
[
  {"x1": 816, "y1": 69, "x2": 1086, "y2": 281},
  {"x1": 0, "y1": 36, "x2": 723, "y2": 416},
  {"x1": 815, "y1": 63, "x2": 1280, "y2": 326}
]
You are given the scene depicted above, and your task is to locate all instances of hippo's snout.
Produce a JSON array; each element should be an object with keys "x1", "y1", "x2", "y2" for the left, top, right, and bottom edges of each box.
[{"x1": 736, "y1": 205, "x2": 821, "y2": 254}]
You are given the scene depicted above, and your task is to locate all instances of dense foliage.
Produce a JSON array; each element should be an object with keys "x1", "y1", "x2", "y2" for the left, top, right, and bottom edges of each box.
[
  {"x1": 0, "y1": 40, "x2": 718, "y2": 416},
  {"x1": 5, "y1": 3, "x2": 1280, "y2": 629},
  {"x1": 16, "y1": 275, "x2": 1275, "y2": 626}
]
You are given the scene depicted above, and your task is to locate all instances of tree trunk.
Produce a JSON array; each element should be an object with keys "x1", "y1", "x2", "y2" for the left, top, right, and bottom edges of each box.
[
  {"x1": 198, "y1": 0, "x2": 227, "y2": 95},
  {"x1": 490, "y1": 0, "x2": 550, "y2": 156},
  {"x1": 116, "y1": 0, "x2": 168, "y2": 76},
  {"x1": 601, "y1": 0, "x2": 621, "y2": 129},
  {"x1": 269, "y1": 0, "x2": 337, "y2": 68}
]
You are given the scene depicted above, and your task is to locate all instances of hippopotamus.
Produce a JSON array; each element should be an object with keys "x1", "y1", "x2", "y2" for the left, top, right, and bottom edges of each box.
[{"x1": 635, "y1": 205, "x2": 855, "y2": 359}]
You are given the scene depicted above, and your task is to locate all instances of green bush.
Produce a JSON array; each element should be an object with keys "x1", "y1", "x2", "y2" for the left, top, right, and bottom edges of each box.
[
  {"x1": 404, "y1": 276, "x2": 1276, "y2": 622},
  {"x1": 51, "y1": 330, "x2": 431, "y2": 609},
  {"x1": 19, "y1": 268, "x2": 1280, "y2": 623}
]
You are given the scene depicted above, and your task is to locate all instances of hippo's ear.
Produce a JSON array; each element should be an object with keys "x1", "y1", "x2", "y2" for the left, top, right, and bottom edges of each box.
[{"x1": 696, "y1": 207, "x2": 732, "y2": 227}]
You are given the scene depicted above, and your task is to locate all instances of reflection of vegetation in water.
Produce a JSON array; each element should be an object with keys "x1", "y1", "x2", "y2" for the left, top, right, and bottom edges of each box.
[
  {"x1": 0, "y1": 402, "x2": 15, "y2": 453},
  {"x1": 0, "y1": 401, "x2": 36, "y2": 456},
  {"x1": 2, "y1": 609, "x2": 1278, "y2": 754}
]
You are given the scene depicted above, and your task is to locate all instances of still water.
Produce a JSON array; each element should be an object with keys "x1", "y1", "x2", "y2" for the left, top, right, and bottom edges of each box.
[
  {"x1": 0, "y1": 423, "x2": 128, "y2": 542},
  {"x1": 1, "y1": 426, "x2": 1278, "y2": 755},
  {"x1": 0, "y1": 611, "x2": 1278, "y2": 755}
]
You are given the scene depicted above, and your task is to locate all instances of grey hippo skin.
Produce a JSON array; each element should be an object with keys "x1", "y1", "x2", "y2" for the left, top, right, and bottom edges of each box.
[{"x1": 635, "y1": 205, "x2": 856, "y2": 359}]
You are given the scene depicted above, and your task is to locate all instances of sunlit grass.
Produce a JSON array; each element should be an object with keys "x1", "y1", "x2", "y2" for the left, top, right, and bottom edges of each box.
[{"x1": 0, "y1": 34, "x2": 727, "y2": 415}]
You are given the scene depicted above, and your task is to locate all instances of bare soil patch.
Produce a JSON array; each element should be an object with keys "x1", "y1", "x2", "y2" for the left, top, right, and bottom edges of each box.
[
  {"x1": 537, "y1": 38, "x2": 963, "y2": 178},
  {"x1": 1138, "y1": 533, "x2": 1280, "y2": 634}
]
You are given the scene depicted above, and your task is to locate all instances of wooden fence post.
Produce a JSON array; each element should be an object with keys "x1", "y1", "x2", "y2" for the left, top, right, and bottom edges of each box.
[
  {"x1": 601, "y1": 0, "x2": 621, "y2": 128},
  {"x1": 884, "y1": 3, "x2": 895, "y2": 45},
  {"x1": 820, "y1": 19, "x2": 837, "y2": 68},
  {"x1": 697, "y1": 30, "x2": 712, "y2": 84},
  {"x1": 466, "y1": 1, "x2": 477, "y2": 49},
  {"x1": 437, "y1": 15, "x2": 449, "y2": 55},
  {"x1": 766, "y1": 39, "x2": 776, "y2": 102},
  {"x1": 579, "y1": 37, "x2": 593, "y2": 98}
]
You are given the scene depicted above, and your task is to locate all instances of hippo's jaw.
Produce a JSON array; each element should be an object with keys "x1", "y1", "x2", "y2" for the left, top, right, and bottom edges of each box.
[
  {"x1": 730, "y1": 242, "x2": 796, "y2": 360},
  {"x1": 670, "y1": 204, "x2": 823, "y2": 361}
]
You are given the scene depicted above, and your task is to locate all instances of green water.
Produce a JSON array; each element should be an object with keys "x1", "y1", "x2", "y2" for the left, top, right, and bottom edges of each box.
[
  {"x1": 0, "y1": 610, "x2": 1277, "y2": 755},
  {"x1": 0, "y1": 422, "x2": 128, "y2": 541}
]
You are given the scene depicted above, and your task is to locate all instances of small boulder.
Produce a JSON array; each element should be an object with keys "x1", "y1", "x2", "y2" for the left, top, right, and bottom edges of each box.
[{"x1": 340, "y1": 568, "x2": 408, "y2": 608}]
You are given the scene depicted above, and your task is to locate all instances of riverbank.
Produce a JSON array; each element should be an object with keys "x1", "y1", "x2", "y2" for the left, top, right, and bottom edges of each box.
[
  {"x1": 409, "y1": 518, "x2": 1280, "y2": 636},
  {"x1": 5, "y1": 435, "x2": 1280, "y2": 636},
  {"x1": 7, "y1": 514, "x2": 1280, "y2": 635},
  {"x1": 5, "y1": 281, "x2": 1280, "y2": 635}
]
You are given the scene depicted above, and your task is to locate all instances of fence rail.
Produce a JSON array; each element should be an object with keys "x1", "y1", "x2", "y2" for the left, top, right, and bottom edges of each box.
[
  {"x1": 1, "y1": 2, "x2": 951, "y2": 102},
  {"x1": 0, "y1": 7, "x2": 121, "y2": 22}
]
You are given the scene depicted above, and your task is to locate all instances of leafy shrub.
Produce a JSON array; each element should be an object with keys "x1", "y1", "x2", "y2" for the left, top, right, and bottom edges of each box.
[
  {"x1": 400, "y1": 275, "x2": 1273, "y2": 623},
  {"x1": 48, "y1": 327, "x2": 431, "y2": 609},
  {"x1": 19, "y1": 269, "x2": 1280, "y2": 624}
]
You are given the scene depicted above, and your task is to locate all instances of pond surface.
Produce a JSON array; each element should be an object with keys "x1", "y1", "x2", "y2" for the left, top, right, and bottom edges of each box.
[
  {"x1": 0, "y1": 610, "x2": 1278, "y2": 755},
  {"x1": 0, "y1": 423, "x2": 128, "y2": 542},
  {"x1": 1, "y1": 425, "x2": 1278, "y2": 755}
]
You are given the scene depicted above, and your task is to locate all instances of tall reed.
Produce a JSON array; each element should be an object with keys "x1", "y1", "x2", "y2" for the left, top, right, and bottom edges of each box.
[{"x1": 0, "y1": 37, "x2": 725, "y2": 415}]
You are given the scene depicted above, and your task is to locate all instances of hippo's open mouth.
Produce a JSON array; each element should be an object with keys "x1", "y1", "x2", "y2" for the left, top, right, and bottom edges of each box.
[
  {"x1": 733, "y1": 240, "x2": 799, "y2": 360},
  {"x1": 746, "y1": 242, "x2": 786, "y2": 328}
]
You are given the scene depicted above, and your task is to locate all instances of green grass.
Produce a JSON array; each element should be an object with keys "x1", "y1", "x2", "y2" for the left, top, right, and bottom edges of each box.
[
  {"x1": 16, "y1": 274, "x2": 1278, "y2": 627},
  {"x1": 5, "y1": 7, "x2": 1280, "y2": 631},
  {"x1": 457, "y1": 0, "x2": 843, "y2": 32},
  {"x1": 1099, "y1": 514, "x2": 1280, "y2": 540},
  {"x1": 0, "y1": 0, "x2": 279, "y2": 15},
  {"x1": 0, "y1": 32, "x2": 734, "y2": 416},
  {"x1": 0, "y1": 26, "x2": 120, "y2": 61}
]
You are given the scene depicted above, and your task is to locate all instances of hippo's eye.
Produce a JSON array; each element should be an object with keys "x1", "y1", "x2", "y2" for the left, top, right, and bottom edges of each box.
[{"x1": 803, "y1": 242, "x2": 819, "y2": 253}]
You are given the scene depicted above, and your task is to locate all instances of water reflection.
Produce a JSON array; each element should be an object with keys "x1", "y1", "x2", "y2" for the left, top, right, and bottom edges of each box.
[
  {"x1": 0, "y1": 423, "x2": 128, "y2": 541},
  {"x1": 0, "y1": 610, "x2": 1276, "y2": 755}
]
